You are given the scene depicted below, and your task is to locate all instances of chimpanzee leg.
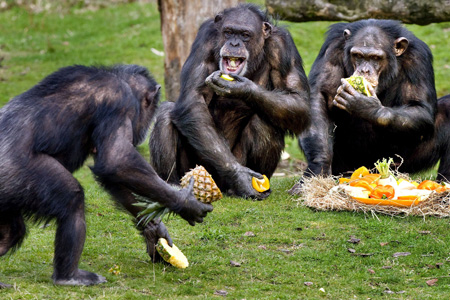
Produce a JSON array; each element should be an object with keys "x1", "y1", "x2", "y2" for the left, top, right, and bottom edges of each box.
[
  {"x1": 0, "y1": 212, "x2": 26, "y2": 257},
  {"x1": 27, "y1": 155, "x2": 106, "y2": 286},
  {"x1": 150, "y1": 101, "x2": 194, "y2": 183},
  {"x1": 0, "y1": 212, "x2": 26, "y2": 289},
  {"x1": 233, "y1": 115, "x2": 285, "y2": 177}
]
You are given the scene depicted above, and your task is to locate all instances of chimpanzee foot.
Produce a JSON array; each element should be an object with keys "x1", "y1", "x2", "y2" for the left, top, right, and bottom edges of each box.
[
  {"x1": 288, "y1": 182, "x2": 302, "y2": 195},
  {"x1": 0, "y1": 281, "x2": 12, "y2": 289},
  {"x1": 53, "y1": 269, "x2": 107, "y2": 286}
]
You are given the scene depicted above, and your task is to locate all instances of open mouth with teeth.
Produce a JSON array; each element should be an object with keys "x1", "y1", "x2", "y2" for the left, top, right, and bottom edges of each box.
[{"x1": 221, "y1": 56, "x2": 247, "y2": 75}]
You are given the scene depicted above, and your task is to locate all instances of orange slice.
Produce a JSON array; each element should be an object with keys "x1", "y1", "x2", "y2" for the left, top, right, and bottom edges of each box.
[
  {"x1": 349, "y1": 179, "x2": 374, "y2": 191},
  {"x1": 350, "y1": 166, "x2": 370, "y2": 180},
  {"x1": 252, "y1": 175, "x2": 270, "y2": 192}
]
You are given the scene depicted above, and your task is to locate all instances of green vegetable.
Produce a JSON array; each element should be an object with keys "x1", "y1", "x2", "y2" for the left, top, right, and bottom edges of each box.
[{"x1": 345, "y1": 76, "x2": 372, "y2": 96}]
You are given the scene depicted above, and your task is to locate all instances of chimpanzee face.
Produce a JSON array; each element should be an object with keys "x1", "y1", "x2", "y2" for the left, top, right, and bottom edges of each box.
[
  {"x1": 215, "y1": 9, "x2": 271, "y2": 76},
  {"x1": 344, "y1": 26, "x2": 409, "y2": 89}
]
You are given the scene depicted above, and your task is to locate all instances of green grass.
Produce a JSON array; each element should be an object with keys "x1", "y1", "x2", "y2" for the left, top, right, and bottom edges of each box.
[{"x1": 1, "y1": 1, "x2": 450, "y2": 299}]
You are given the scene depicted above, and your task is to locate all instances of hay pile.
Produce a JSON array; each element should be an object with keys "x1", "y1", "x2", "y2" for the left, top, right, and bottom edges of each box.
[{"x1": 296, "y1": 175, "x2": 450, "y2": 218}]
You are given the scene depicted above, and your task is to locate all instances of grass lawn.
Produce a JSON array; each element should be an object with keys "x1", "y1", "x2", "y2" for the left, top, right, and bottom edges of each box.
[{"x1": 1, "y1": 1, "x2": 450, "y2": 299}]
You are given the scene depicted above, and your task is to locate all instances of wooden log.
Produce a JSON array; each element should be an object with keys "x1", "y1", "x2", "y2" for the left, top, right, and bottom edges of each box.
[{"x1": 266, "y1": 0, "x2": 450, "y2": 25}]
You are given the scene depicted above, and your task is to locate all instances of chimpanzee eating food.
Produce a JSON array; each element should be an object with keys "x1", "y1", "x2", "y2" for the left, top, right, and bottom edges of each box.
[
  {"x1": 290, "y1": 19, "x2": 450, "y2": 194},
  {"x1": 150, "y1": 4, "x2": 311, "y2": 199},
  {"x1": 0, "y1": 64, "x2": 213, "y2": 287}
]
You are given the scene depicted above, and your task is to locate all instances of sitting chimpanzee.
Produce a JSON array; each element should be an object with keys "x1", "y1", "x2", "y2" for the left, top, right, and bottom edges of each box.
[
  {"x1": 150, "y1": 4, "x2": 311, "y2": 199},
  {"x1": 290, "y1": 19, "x2": 450, "y2": 194},
  {"x1": 0, "y1": 64, "x2": 213, "y2": 287}
]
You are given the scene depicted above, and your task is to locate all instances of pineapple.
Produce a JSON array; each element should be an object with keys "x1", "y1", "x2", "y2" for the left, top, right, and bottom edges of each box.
[
  {"x1": 180, "y1": 165, "x2": 222, "y2": 203},
  {"x1": 345, "y1": 76, "x2": 372, "y2": 96},
  {"x1": 134, "y1": 165, "x2": 221, "y2": 226},
  {"x1": 156, "y1": 238, "x2": 189, "y2": 269}
]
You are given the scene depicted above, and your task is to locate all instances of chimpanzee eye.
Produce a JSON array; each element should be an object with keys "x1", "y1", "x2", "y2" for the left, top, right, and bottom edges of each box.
[
  {"x1": 223, "y1": 30, "x2": 232, "y2": 39},
  {"x1": 242, "y1": 33, "x2": 251, "y2": 42}
]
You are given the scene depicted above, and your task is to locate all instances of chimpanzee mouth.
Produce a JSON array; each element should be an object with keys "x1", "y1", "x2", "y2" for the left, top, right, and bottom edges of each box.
[{"x1": 221, "y1": 56, "x2": 247, "y2": 75}]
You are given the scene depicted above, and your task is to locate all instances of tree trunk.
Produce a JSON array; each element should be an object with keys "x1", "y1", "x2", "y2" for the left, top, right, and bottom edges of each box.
[
  {"x1": 266, "y1": 0, "x2": 450, "y2": 25},
  {"x1": 158, "y1": 0, "x2": 242, "y2": 102}
]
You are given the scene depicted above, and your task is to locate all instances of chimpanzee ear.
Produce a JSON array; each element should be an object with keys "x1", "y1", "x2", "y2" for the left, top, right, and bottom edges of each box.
[
  {"x1": 144, "y1": 84, "x2": 161, "y2": 107},
  {"x1": 394, "y1": 37, "x2": 409, "y2": 56},
  {"x1": 262, "y1": 22, "x2": 272, "y2": 39},
  {"x1": 343, "y1": 29, "x2": 351, "y2": 40},
  {"x1": 214, "y1": 13, "x2": 223, "y2": 23}
]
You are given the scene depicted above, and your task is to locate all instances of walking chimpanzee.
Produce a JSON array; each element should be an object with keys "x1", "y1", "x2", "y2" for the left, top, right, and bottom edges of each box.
[{"x1": 0, "y1": 64, "x2": 213, "y2": 287}]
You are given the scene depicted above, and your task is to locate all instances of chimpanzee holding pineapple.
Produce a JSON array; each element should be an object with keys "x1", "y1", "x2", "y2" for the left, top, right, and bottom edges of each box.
[
  {"x1": 0, "y1": 64, "x2": 213, "y2": 287},
  {"x1": 150, "y1": 4, "x2": 311, "y2": 199}
]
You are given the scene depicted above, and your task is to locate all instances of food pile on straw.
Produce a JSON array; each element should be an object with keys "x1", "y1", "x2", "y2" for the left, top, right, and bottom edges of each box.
[{"x1": 296, "y1": 159, "x2": 450, "y2": 218}]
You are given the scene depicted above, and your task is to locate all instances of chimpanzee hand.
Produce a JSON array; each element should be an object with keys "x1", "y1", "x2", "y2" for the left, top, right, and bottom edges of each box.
[
  {"x1": 333, "y1": 78, "x2": 382, "y2": 120},
  {"x1": 172, "y1": 177, "x2": 214, "y2": 226},
  {"x1": 226, "y1": 164, "x2": 271, "y2": 200},
  {"x1": 205, "y1": 71, "x2": 256, "y2": 99},
  {"x1": 142, "y1": 219, "x2": 172, "y2": 262}
]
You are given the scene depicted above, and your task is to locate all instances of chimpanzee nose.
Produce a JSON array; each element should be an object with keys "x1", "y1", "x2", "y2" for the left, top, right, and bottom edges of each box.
[{"x1": 230, "y1": 38, "x2": 240, "y2": 47}]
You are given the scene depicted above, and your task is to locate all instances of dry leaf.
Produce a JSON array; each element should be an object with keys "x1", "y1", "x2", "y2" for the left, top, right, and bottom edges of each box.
[
  {"x1": 258, "y1": 245, "x2": 267, "y2": 250},
  {"x1": 380, "y1": 242, "x2": 389, "y2": 246},
  {"x1": 419, "y1": 230, "x2": 431, "y2": 235},
  {"x1": 353, "y1": 253, "x2": 374, "y2": 257},
  {"x1": 348, "y1": 248, "x2": 356, "y2": 253},
  {"x1": 426, "y1": 278, "x2": 438, "y2": 286},
  {"x1": 382, "y1": 266, "x2": 392, "y2": 269},
  {"x1": 368, "y1": 268, "x2": 375, "y2": 274},
  {"x1": 304, "y1": 281, "x2": 313, "y2": 286},
  {"x1": 230, "y1": 260, "x2": 241, "y2": 267},
  {"x1": 244, "y1": 231, "x2": 255, "y2": 237},
  {"x1": 347, "y1": 237, "x2": 361, "y2": 244},
  {"x1": 393, "y1": 252, "x2": 411, "y2": 257},
  {"x1": 214, "y1": 290, "x2": 228, "y2": 296}
]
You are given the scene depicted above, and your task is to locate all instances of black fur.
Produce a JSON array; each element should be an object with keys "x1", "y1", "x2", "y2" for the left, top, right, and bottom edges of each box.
[
  {"x1": 150, "y1": 4, "x2": 310, "y2": 199},
  {"x1": 295, "y1": 19, "x2": 450, "y2": 191},
  {"x1": 0, "y1": 64, "x2": 212, "y2": 286}
]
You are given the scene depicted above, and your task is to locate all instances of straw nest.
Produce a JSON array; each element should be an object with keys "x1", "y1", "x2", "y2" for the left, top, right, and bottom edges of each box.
[{"x1": 295, "y1": 174, "x2": 450, "y2": 218}]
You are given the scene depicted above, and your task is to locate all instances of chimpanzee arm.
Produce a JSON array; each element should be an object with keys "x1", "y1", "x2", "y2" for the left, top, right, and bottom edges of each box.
[
  {"x1": 334, "y1": 80, "x2": 436, "y2": 138},
  {"x1": 91, "y1": 117, "x2": 213, "y2": 225},
  {"x1": 174, "y1": 84, "x2": 264, "y2": 198},
  {"x1": 172, "y1": 22, "x2": 266, "y2": 199}
]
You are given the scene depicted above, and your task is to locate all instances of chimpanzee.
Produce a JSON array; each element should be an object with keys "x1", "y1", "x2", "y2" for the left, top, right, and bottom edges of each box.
[
  {"x1": 0, "y1": 64, "x2": 213, "y2": 287},
  {"x1": 150, "y1": 4, "x2": 311, "y2": 199},
  {"x1": 290, "y1": 19, "x2": 450, "y2": 194}
]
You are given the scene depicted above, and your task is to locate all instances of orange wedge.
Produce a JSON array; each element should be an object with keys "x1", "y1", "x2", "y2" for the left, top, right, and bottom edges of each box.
[
  {"x1": 339, "y1": 178, "x2": 351, "y2": 184},
  {"x1": 350, "y1": 166, "x2": 370, "y2": 180},
  {"x1": 252, "y1": 175, "x2": 270, "y2": 192},
  {"x1": 349, "y1": 179, "x2": 374, "y2": 191}
]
